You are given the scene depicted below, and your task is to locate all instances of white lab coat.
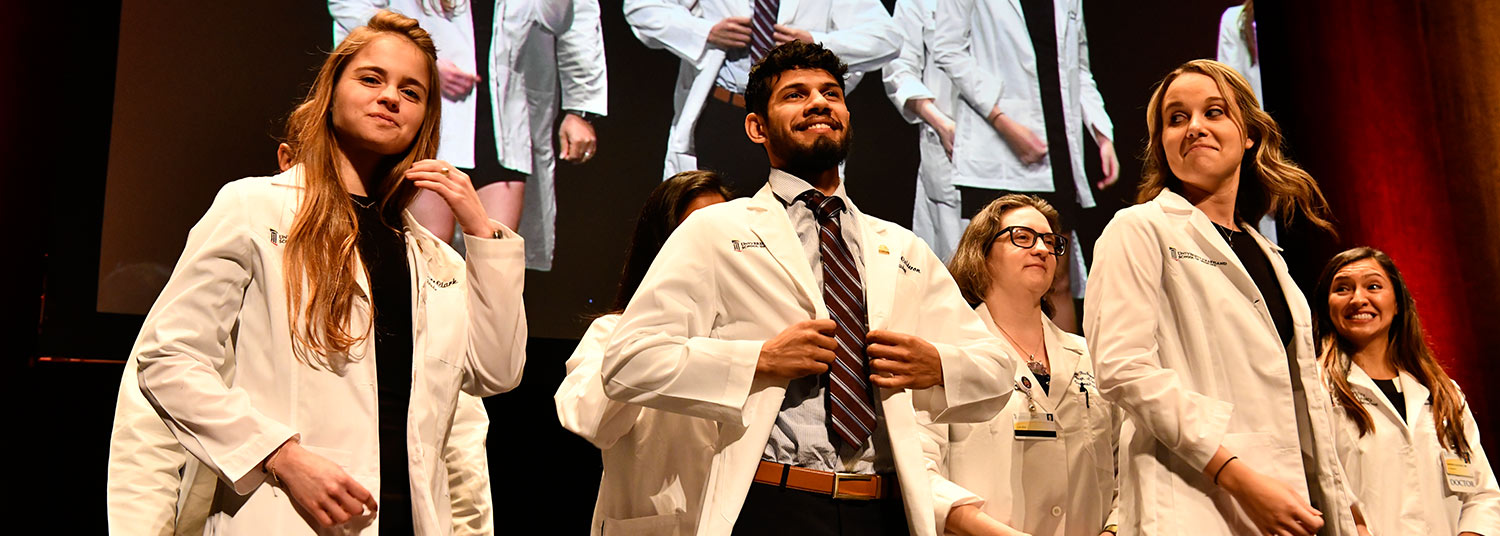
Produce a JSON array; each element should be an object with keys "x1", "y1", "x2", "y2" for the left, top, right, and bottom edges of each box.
[
  {"x1": 1328, "y1": 365, "x2": 1500, "y2": 535},
  {"x1": 555, "y1": 314, "x2": 720, "y2": 535},
  {"x1": 1083, "y1": 189, "x2": 1356, "y2": 535},
  {"x1": 601, "y1": 183, "x2": 1017, "y2": 535},
  {"x1": 882, "y1": 0, "x2": 962, "y2": 261},
  {"x1": 331, "y1": 0, "x2": 608, "y2": 270},
  {"x1": 622, "y1": 0, "x2": 902, "y2": 178},
  {"x1": 133, "y1": 166, "x2": 527, "y2": 535},
  {"x1": 106, "y1": 354, "x2": 498, "y2": 535},
  {"x1": 921, "y1": 305, "x2": 1119, "y2": 535},
  {"x1": 930, "y1": 0, "x2": 1111, "y2": 207}
]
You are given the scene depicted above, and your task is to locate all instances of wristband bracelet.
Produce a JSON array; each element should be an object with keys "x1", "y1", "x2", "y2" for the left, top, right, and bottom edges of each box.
[{"x1": 1213, "y1": 455, "x2": 1239, "y2": 486}]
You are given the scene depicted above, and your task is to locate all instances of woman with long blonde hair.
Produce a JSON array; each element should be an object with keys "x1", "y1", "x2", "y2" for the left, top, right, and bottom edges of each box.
[
  {"x1": 1314, "y1": 247, "x2": 1500, "y2": 535},
  {"x1": 132, "y1": 11, "x2": 526, "y2": 534},
  {"x1": 1084, "y1": 59, "x2": 1361, "y2": 535}
]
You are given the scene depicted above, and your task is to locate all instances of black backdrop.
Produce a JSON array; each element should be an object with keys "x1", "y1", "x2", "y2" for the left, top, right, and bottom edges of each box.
[{"x1": 2, "y1": 0, "x2": 1242, "y2": 530}]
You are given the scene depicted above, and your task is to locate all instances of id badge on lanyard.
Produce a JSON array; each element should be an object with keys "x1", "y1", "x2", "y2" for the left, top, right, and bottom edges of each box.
[{"x1": 1012, "y1": 379, "x2": 1058, "y2": 440}]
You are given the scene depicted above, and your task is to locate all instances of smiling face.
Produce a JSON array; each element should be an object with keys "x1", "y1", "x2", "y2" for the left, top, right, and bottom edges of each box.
[
  {"x1": 1327, "y1": 258, "x2": 1398, "y2": 350},
  {"x1": 746, "y1": 68, "x2": 852, "y2": 172},
  {"x1": 1159, "y1": 72, "x2": 1254, "y2": 197},
  {"x1": 985, "y1": 206, "x2": 1057, "y2": 302},
  {"x1": 330, "y1": 34, "x2": 431, "y2": 159}
]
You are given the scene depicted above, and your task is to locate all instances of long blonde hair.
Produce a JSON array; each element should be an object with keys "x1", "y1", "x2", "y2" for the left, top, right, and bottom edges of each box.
[
  {"x1": 1139, "y1": 59, "x2": 1335, "y2": 236},
  {"x1": 281, "y1": 10, "x2": 442, "y2": 368}
]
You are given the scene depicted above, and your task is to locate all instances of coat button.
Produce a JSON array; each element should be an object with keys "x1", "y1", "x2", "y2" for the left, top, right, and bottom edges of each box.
[{"x1": 1051, "y1": 506, "x2": 1062, "y2": 517}]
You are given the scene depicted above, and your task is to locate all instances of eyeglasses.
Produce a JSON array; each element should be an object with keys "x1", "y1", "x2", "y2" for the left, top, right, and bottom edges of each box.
[{"x1": 990, "y1": 226, "x2": 1068, "y2": 257}]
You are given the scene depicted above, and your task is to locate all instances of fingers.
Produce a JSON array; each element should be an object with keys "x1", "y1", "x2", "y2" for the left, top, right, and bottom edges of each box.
[
  {"x1": 349, "y1": 481, "x2": 378, "y2": 513},
  {"x1": 803, "y1": 318, "x2": 837, "y2": 333},
  {"x1": 869, "y1": 372, "x2": 912, "y2": 389},
  {"x1": 725, "y1": 16, "x2": 752, "y2": 27}
]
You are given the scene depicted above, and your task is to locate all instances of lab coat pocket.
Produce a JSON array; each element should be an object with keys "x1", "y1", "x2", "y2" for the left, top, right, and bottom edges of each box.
[
  {"x1": 602, "y1": 512, "x2": 685, "y2": 535},
  {"x1": 1222, "y1": 431, "x2": 1302, "y2": 494}
]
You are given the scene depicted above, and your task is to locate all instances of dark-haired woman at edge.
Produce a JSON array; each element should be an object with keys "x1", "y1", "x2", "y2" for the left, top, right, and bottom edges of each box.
[
  {"x1": 555, "y1": 171, "x2": 732, "y2": 535},
  {"x1": 1315, "y1": 247, "x2": 1500, "y2": 535}
]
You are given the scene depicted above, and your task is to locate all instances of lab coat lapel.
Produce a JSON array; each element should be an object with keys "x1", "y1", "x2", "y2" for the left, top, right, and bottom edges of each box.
[
  {"x1": 1348, "y1": 365, "x2": 1410, "y2": 444},
  {"x1": 977, "y1": 304, "x2": 1052, "y2": 412},
  {"x1": 1399, "y1": 370, "x2": 1430, "y2": 441},
  {"x1": 747, "y1": 187, "x2": 822, "y2": 315},
  {"x1": 1042, "y1": 316, "x2": 1081, "y2": 410},
  {"x1": 857, "y1": 206, "x2": 895, "y2": 330},
  {"x1": 1158, "y1": 191, "x2": 1270, "y2": 331}
]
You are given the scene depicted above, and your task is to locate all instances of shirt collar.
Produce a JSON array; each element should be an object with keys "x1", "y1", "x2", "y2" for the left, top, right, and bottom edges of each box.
[{"x1": 767, "y1": 168, "x2": 856, "y2": 213}]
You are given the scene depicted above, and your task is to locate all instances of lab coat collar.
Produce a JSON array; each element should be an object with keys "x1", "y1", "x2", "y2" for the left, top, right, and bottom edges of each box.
[
  {"x1": 974, "y1": 303, "x2": 1081, "y2": 411},
  {"x1": 267, "y1": 164, "x2": 463, "y2": 300},
  {"x1": 1347, "y1": 363, "x2": 1428, "y2": 441},
  {"x1": 1154, "y1": 189, "x2": 1292, "y2": 344}
]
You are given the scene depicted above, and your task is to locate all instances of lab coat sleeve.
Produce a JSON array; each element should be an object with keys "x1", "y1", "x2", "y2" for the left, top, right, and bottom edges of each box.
[
  {"x1": 1104, "y1": 402, "x2": 1124, "y2": 531},
  {"x1": 555, "y1": 315, "x2": 646, "y2": 449},
  {"x1": 882, "y1": 0, "x2": 936, "y2": 124},
  {"x1": 446, "y1": 393, "x2": 494, "y2": 536},
  {"x1": 328, "y1": 0, "x2": 386, "y2": 44},
  {"x1": 910, "y1": 241, "x2": 1015, "y2": 424},
  {"x1": 1076, "y1": 6, "x2": 1112, "y2": 142},
  {"x1": 623, "y1": 0, "x2": 716, "y2": 65},
  {"x1": 1457, "y1": 391, "x2": 1500, "y2": 534},
  {"x1": 1215, "y1": 7, "x2": 1242, "y2": 66},
  {"x1": 136, "y1": 181, "x2": 298, "y2": 495},
  {"x1": 556, "y1": 0, "x2": 609, "y2": 116},
  {"x1": 804, "y1": 0, "x2": 902, "y2": 75},
  {"x1": 602, "y1": 214, "x2": 762, "y2": 424},
  {"x1": 107, "y1": 356, "x2": 185, "y2": 536},
  {"x1": 458, "y1": 225, "x2": 529, "y2": 396},
  {"x1": 1083, "y1": 210, "x2": 1233, "y2": 473},
  {"x1": 917, "y1": 420, "x2": 985, "y2": 535},
  {"x1": 931, "y1": 0, "x2": 1003, "y2": 119}
]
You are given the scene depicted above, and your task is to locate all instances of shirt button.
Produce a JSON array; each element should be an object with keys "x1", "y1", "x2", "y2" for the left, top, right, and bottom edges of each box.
[{"x1": 1051, "y1": 506, "x2": 1062, "y2": 517}]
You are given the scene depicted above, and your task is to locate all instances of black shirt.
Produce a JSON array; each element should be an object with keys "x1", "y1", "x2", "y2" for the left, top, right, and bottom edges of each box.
[
  {"x1": 1374, "y1": 378, "x2": 1407, "y2": 423},
  {"x1": 1018, "y1": 0, "x2": 1079, "y2": 216},
  {"x1": 1217, "y1": 223, "x2": 1294, "y2": 349},
  {"x1": 1035, "y1": 373, "x2": 1051, "y2": 396},
  {"x1": 351, "y1": 194, "x2": 415, "y2": 535}
]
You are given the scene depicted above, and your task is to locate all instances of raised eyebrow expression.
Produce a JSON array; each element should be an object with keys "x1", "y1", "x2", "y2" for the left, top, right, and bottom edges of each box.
[
  {"x1": 777, "y1": 82, "x2": 844, "y2": 101},
  {"x1": 1164, "y1": 96, "x2": 1228, "y2": 122},
  {"x1": 351, "y1": 65, "x2": 427, "y2": 101}
]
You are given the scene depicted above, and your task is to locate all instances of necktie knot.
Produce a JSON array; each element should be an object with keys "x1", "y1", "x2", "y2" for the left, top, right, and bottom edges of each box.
[{"x1": 796, "y1": 190, "x2": 844, "y2": 222}]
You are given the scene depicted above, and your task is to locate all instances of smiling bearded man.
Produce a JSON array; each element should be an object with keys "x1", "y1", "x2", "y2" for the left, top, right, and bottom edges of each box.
[{"x1": 600, "y1": 40, "x2": 1017, "y2": 536}]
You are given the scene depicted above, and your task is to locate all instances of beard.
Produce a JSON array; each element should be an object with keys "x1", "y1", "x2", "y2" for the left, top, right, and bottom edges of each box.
[{"x1": 766, "y1": 120, "x2": 854, "y2": 176}]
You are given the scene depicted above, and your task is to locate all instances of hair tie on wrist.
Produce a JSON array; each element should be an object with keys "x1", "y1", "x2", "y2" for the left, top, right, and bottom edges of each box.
[{"x1": 1214, "y1": 455, "x2": 1239, "y2": 486}]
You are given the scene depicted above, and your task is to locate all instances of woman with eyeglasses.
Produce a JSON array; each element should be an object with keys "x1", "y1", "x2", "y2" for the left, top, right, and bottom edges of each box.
[
  {"x1": 922, "y1": 194, "x2": 1121, "y2": 536},
  {"x1": 1083, "y1": 59, "x2": 1363, "y2": 536}
]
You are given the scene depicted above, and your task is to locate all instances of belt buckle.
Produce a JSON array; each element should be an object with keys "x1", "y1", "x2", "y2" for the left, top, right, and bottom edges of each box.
[{"x1": 831, "y1": 472, "x2": 876, "y2": 500}]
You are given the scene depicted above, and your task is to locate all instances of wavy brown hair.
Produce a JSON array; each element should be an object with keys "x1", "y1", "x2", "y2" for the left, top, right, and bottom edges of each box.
[
  {"x1": 1313, "y1": 247, "x2": 1472, "y2": 461},
  {"x1": 281, "y1": 10, "x2": 442, "y2": 368},
  {"x1": 948, "y1": 194, "x2": 1060, "y2": 315},
  {"x1": 1139, "y1": 59, "x2": 1335, "y2": 236},
  {"x1": 612, "y1": 171, "x2": 734, "y2": 312}
]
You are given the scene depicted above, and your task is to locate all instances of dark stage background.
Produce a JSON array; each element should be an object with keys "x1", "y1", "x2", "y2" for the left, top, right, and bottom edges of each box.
[{"x1": 2, "y1": 0, "x2": 1495, "y2": 532}]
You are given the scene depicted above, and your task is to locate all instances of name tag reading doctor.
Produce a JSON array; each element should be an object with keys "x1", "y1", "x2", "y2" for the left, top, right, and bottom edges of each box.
[
  {"x1": 1014, "y1": 411, "x2": 1058, "y2": 440},
  {"x1": 1444, "y1": 453, "x2": 1480, "y2": 493}
]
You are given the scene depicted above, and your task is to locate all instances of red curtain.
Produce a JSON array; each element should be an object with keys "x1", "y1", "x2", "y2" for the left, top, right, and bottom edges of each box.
[{"x1": 1262, "y1": 0, "x2": 1500, "y2": 440}]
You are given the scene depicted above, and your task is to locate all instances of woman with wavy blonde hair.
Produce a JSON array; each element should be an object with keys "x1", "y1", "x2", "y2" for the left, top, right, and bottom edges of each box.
[
  {"x1": 131, "y1": 11, "x2": 527, "y2": 534},
  {"x1": 1084, "y1": 59, "x2": 1363, "y2": 536}
]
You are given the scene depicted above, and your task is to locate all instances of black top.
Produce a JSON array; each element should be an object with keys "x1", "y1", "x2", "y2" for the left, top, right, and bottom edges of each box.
[
  {"x1": 1217, "y1": 223, "x2": 1294, "y2": 349},
  {"x1": 351, "y1": 194, "x2": 415, "y2": 535},
  {"x1": 1034, "y1": 373, "x2": 1051, "y2": 396},
  {"x1": 1018, "y1": 0, "x2": 1079, "y2": 219},
  {"x1": 1373, "y1": 378, "x2": 1407, "y2": 423}
]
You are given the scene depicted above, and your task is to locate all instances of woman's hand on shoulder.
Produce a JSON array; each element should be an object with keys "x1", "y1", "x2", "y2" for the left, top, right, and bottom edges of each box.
[{"x1": 404, "y1": 159, "x2": 498, "y2": 238}]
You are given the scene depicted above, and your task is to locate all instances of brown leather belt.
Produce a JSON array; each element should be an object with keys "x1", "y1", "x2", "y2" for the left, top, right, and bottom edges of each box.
[
  {"x1": 711, "y1": 86, "x2": 747, "y2": 108},
  {"x1": 752, "y1": 460, "x2": 898, "y2": 500}
]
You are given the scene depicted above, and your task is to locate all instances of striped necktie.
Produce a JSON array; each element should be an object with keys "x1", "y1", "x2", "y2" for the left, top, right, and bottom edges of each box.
[
  {"x1": 751, "y1": 0, "x2": 779, "y2": 62},
  {"x1": 797, "y1": 190, "x2": 877, "y2": 448}
]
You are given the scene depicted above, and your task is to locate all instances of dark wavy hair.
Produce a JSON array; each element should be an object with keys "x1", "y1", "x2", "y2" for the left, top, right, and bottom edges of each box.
[
  {"x1": 1313, "y1": 247, "x2": 1471, "y2": 461},
  {"x1": 745, "y1": 41, "x2": 849, "y2": 119},
  {"x1": 612, "y1": 171, "x2": 735, "y2": 312}
]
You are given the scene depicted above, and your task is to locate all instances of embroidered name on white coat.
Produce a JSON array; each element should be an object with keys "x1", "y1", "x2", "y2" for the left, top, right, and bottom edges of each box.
[
  {"x1": 1168, "y1": 246, "x2": 1227, "y2": 266},
  {"x1": 731, "y1": 239, "x2": 767, "y2": 252}
]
